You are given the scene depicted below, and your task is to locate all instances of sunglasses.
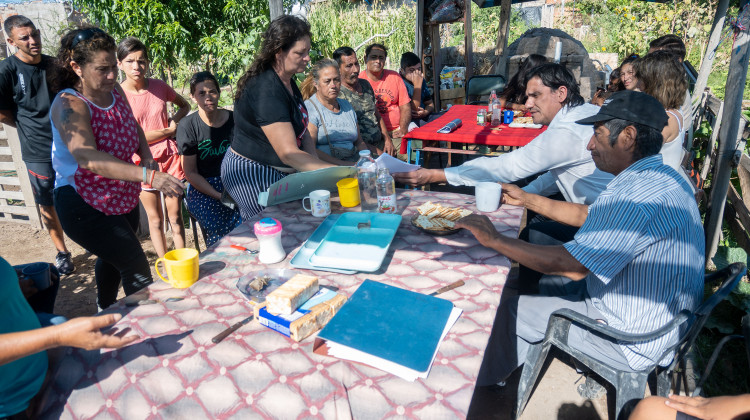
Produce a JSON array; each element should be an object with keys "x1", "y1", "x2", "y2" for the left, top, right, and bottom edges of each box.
[{"x1": 71, "y1": 28, "x2": 105, "y2": 49}]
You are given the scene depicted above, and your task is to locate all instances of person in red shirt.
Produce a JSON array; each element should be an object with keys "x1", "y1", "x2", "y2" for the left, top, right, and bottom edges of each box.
[{"x1": 359, "y1": 43, "x2": 411, "y2": 160}]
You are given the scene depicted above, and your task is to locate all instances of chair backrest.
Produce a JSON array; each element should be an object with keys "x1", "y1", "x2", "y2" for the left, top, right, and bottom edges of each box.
[
  {"x1": 667, "y1": 263, "x2": 746, "y2": 368},
  {"x1": 465, "y1": 75, "x2": 507, "y2": 105}
]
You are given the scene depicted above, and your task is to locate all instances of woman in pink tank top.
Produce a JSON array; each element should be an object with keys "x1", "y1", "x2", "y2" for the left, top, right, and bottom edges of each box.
[
  {"x1": 117, "y1": 37, "x2": 191, "y2": 258},
  {"x1": 49, "y1": 28, "x2": 184, "y2": 309}
]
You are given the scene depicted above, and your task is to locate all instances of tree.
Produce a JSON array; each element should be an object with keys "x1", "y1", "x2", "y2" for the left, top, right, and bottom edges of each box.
[{"x1": 70, "y1": 0, "x2": 271, "y2": 86}]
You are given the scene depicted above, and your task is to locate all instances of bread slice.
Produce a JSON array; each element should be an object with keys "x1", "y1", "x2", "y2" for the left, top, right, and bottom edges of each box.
[{"x1": 266, "y1": 274, "x2": 319, "y2": 315}]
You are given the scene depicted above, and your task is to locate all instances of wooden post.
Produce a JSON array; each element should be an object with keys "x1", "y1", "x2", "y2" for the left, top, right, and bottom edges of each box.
[
  {"x1": 490, "y1": 0, "x2": 512, "y2": 75},
  {"x1": 464, "y1": 0, "x2": 473, "y2": 81},
  {"x1": 269, "y1": 0, "x2": 283, "y2": 21},
  {"x1": 2, "y1": 124, "x2": 42, "y2": 229},
  {"x1": 705, "y1": 0, "x2": 750, "y2": 262},
  {"x1": 691, "y1": 0, "x2": 730, "y2": 122}
]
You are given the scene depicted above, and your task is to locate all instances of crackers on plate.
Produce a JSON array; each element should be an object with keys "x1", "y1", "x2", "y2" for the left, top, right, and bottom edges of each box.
[
  {"x1": 513, "y1": 116, "x2": 534, "y2": 125},
  {"x1": 413, "y1": 202, "x2": 472, "y2": 232}
]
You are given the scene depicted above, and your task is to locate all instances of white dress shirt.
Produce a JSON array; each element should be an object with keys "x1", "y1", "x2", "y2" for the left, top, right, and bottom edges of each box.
[{"x1": 443, "y1": 103, "x2": 613, "y2": 204}]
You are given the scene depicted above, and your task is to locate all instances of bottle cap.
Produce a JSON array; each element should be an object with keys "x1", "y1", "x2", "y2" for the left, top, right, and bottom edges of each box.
[
  {"x1": 254, "y1": 218, "x2": 282, "y2": 235},
  {"x1": 359, "y1": 150, "x2": 371, "y2": 157}
]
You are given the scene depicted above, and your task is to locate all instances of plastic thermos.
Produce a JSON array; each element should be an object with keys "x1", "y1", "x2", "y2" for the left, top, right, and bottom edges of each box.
[{"x1": 254, "y1": 218, "x2": 286, "y2": 264}]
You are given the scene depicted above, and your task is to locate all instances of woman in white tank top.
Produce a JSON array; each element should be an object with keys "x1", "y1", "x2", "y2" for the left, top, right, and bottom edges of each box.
[{"x1": 634, "y1": 51, "x2": 689, "y2": 172}]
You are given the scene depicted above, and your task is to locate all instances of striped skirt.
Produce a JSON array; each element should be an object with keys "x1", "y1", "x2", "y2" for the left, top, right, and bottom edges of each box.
[
  {"x1": 220, "y1": 150, "x2": 287, "y2": 221},
  {"x1": 184, "y1": 177, "x2": 242, "y2": 247}
]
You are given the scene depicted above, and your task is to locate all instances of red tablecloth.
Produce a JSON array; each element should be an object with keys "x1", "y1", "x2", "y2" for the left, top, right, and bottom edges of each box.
[{"x1": 400, "y1": 104, "x2": 546, "y2": 154}]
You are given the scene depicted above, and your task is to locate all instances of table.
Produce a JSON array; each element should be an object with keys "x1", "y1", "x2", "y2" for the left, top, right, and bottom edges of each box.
[
  {"x1": 36, "y1": 190, "x2": 523, "y2": 419},
  {"x1": 401, "y1": 104, "x2": 546, "y2": 165}
]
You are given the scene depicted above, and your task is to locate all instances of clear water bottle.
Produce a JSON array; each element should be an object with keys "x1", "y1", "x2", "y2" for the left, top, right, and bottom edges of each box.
[
  {"x1": 488, "y1": 89, "x2": 497, "y2": 113},
  {"x1": 376, "y1": 167, "x2": 397, "y2": 214},
  {"x1": 356, "y1": 150, "x2": 378, "y2": 212},
  {"x1": 490, "y1": 92, "x2": 502, "y2": 125}
]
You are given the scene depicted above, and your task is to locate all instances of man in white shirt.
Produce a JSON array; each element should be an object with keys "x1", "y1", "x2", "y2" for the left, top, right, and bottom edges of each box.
[{"x1": 393, "y1": 63, "x2": 612, "y2": 205}]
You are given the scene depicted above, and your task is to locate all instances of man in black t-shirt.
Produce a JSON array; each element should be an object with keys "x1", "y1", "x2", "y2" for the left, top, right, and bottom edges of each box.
[{"x1": 0, "y1": 16, "x2": 75, "y2": 274}]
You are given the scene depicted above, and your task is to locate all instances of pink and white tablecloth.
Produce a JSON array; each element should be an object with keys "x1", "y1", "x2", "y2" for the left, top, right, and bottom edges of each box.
[{"x1": 37, "y1": 189, "x2": 523, "y2": 419}]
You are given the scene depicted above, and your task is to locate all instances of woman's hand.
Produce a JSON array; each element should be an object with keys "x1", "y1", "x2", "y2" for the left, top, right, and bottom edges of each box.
[{"x1": 151, "y1": 171, "x2": 185, "y2": 198}]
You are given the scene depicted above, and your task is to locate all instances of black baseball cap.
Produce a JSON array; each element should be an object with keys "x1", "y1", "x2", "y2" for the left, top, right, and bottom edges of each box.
[{"x1": 576, "y1": 90, "x2": 668, "y2": 131}]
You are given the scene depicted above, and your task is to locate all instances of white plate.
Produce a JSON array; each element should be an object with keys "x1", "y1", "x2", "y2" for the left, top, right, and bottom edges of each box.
[{"x1": 508, "y1": 122, "x2": 543, "y2": 129}]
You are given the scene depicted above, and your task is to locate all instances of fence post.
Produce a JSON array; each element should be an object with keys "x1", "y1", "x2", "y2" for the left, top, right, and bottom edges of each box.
[
  {"x1": 691, "y1": 0, "x2": 730, "y2": 122},
  {"x1": 704, "y1": 0, "x2": 750, "y2": 262},
  {"x1": 2, "y1": 124, "x2": 42, "y2": 229}
]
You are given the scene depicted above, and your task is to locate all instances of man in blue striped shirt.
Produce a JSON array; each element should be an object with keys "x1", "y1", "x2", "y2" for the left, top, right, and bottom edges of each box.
[{"x1": 457, "y1": 90, "x2": 705, "y2": 389}]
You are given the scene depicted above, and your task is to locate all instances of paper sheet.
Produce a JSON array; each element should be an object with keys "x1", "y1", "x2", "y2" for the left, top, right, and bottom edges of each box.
[
  {"x1": 375, "y1": 153, "x2": 420, "y2": 173},
  {"x1": 324, "y1": 306, "x2": 463, "y2": 381}
]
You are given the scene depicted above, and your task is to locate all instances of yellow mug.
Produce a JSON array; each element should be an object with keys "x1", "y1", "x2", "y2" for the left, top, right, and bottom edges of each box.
[
  {"x1": 155, "y1": 248, "x2": 200, "y2": 288},
  {"x1": 337, "y1": 177, "x2": 360, "y2": 207}
]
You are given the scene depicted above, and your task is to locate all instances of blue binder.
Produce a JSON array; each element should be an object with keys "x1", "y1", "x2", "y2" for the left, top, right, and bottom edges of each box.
[{"x1": 315, "y1": 279, "x2": 455, "y2": 372}]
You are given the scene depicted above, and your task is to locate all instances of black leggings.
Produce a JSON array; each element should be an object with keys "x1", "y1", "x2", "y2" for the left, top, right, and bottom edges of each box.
[{"x1": 54, "y1": 185, "x2": 152, "y2": 309}]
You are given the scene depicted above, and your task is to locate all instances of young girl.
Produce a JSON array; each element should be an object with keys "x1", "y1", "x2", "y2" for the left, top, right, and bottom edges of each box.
[
  {"x1": 176, "y1": 72, "x2": 241, "y2": 246},
  {"x1": 117, "y1": 37, "x2": 190, "y2": 257}
]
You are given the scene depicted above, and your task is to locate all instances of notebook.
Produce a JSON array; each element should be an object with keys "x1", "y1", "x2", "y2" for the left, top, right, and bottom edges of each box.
[{"x1": 313, "y1": 279, "x2": 461, "y2": 381}]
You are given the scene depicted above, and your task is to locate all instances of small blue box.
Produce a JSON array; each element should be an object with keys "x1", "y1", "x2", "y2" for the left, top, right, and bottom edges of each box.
[{"x1": 503, "y1": 110, "x2": 514, "y2": 124}]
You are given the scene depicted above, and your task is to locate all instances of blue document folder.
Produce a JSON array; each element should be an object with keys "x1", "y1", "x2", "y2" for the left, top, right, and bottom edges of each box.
[{"x1": 315, "y1": 279, "x2": 455, "y2": 373}]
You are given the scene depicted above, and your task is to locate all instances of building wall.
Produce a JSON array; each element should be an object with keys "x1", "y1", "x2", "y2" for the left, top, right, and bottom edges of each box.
[{"x1": 1, "y1": 0, "x2": 71, "y2": 58}]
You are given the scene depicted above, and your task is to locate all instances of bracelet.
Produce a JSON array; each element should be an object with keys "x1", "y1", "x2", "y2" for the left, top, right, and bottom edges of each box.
[
  {"x1": 149, "y1": 169, "x2": 156, "y2": 186},
  {"x1": 142, "y1": 166, "x2": 148, "y2": 184}
]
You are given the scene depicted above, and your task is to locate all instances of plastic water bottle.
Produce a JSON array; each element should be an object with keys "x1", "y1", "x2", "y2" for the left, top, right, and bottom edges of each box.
[
  {"x1": 488, "y1": 90, "x2": 497, "y2": 113},
  {"x1": 490, "y1": 93, "x2": 502, "y2": 126},
  {"x1": 376, "y1": 167, "x2": 397, "y2": 214},
  {"x1": 356, "y1": 150, "x2": 378, "y2": 212}
]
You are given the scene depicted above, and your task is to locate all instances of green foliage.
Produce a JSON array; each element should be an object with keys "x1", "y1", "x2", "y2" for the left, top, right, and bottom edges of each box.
[
  {"x1": 306, "y1": 0, "x2": 416, "y2": 70},
  {"x1": 71, "y1": 0, "x2": 269, "y2": 84}
]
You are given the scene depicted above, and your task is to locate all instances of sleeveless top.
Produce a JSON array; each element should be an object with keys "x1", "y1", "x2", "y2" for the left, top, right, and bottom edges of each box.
[
  {"x1": 660, "y1": 109, "x2": 685, "y2": 170},
  {"x1": 50, "y1": 88, "x2": 141, "y2": 215}
]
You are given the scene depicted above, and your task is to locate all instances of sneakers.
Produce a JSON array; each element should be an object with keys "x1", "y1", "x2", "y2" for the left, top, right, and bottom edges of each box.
[{"x1": 55, "y1": 251, "x2": 75, "y2": 275}]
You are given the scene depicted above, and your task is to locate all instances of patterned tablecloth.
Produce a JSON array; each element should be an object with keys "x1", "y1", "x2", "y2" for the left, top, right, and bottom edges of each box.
[{"x1": 37, "y1": 189, "x2": 523, "y2": 419}]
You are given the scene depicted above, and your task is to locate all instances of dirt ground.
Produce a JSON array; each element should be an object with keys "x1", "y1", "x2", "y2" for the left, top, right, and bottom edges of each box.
[
  {"x1": 0, "y1": 219, "x2": 204, "y2": 318},
  {"x1": 0, "y1": 220, "x2": 619, "y2": 419}
]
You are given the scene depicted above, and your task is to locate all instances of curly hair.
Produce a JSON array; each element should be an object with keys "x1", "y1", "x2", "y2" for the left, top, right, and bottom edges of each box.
[
  {"x1": 633, "y1": 50, "x2": 687, "y2": 110},
  {"x1": 53, "y1": 27, "x2": 117, "y2": 92},
  {"x1": 234, "y1": 15, "x2": 311, "y2": 102},
  {"x1": 300, "y1": 58, "x2": 339, "y2": 100}
]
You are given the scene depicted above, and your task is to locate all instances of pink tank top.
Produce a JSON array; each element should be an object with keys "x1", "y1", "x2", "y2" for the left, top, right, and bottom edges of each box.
[{"x1": 70, "y1": 89, "x2": 141, "y2": 215}]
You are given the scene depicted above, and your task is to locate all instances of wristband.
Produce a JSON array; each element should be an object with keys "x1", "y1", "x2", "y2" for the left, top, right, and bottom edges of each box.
[
  {"x1": 142, "y1": 166, "x2": 148, "y2": 184},
  {"x1": 149, "y1": 169, "x2": 156, "y2": 186}
]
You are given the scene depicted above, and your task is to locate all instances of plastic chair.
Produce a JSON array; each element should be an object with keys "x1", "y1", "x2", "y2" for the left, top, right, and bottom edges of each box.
[
  {"x1": 465, "y1": 74, "x2": 507, "y2": 105},
  {"x1": 515, "y1": 262, "x2": 746, "y2": 420}
]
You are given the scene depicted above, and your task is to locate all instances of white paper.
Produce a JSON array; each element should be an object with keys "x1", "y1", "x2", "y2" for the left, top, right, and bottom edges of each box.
[
  {"x1": 325, "y1": 306, "x2": 463, "y2": 381},
  {"x1": 375, "y1": 153, "x2": 420, "y2": 173}
]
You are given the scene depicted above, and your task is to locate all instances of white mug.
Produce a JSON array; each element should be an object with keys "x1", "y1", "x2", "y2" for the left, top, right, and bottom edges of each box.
[
  {"x1": 475, "y1": 182, "x2": 502, "y2": 212},
  {"x1": 302, "y1": 190, "x2": 331, "y2": 217}
]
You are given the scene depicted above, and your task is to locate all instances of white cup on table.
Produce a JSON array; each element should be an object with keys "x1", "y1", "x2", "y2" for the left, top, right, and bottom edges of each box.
[
  {"x1": 475, "y1": 182, "x2": 502, "y2": 212},
  {"x1": 302, "y1": 190, "x2": 331, "y2": 217}
]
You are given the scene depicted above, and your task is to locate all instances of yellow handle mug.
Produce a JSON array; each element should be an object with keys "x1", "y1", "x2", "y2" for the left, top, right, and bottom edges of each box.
[{"x1": 155, "y1": 248, "x2": 200, "y2": 288}]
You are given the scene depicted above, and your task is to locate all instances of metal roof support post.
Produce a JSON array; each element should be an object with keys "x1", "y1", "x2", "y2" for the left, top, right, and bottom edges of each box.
[
  {"x1": 705, "y1": 0, "x2": 750, "y2": 262},
  {"x1": 691, "y1": 0, "x2": 730, "y2": 122}
]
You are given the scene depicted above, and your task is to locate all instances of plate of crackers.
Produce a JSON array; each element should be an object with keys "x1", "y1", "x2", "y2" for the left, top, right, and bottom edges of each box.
[
  {"x1": 411, "y1": 201, "x2": 473, "y2": 235},
  {"x1": 509, "y1": 116, "x2": 542, "y2": 129}
]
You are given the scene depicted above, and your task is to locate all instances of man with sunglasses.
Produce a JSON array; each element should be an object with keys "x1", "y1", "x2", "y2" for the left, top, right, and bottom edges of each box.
[{"x1": 0, "y1": 16, "x2": 75, "y2": 275}]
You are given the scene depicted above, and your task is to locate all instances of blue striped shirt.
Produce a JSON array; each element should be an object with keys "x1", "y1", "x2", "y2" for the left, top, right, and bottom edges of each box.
[{"x1": 563, "y1": 155, "x2": 705, "y2": 371}]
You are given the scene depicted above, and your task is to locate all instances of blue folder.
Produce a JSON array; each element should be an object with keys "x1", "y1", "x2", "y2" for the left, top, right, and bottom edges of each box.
[{"x1": 315, "y1": 279, "x2": 454, "y2": 372}]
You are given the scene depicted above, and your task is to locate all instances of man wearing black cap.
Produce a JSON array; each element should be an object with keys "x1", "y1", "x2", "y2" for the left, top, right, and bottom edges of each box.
[{"x1": 456, "y1": 91, "x2": 705, "y2": 392}]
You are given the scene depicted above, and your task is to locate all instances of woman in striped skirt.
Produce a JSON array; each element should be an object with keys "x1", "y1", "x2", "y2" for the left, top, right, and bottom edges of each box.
[{"x1": 222, "y1": 15, "x2": 333, "y2": 221}]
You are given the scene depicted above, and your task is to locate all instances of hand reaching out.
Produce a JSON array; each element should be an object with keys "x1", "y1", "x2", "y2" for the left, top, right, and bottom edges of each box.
[{"x1": 54, "y1": 313, "x2": 139, "y2": 351}]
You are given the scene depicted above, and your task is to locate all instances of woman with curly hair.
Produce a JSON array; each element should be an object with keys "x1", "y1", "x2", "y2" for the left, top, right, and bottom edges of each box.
[
  {"x1": 49, "y1": 27, "x2": 184, "y2": 309},
  {"x1": 221, "y1": 15, "x2": 333, "y2": 221}
]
